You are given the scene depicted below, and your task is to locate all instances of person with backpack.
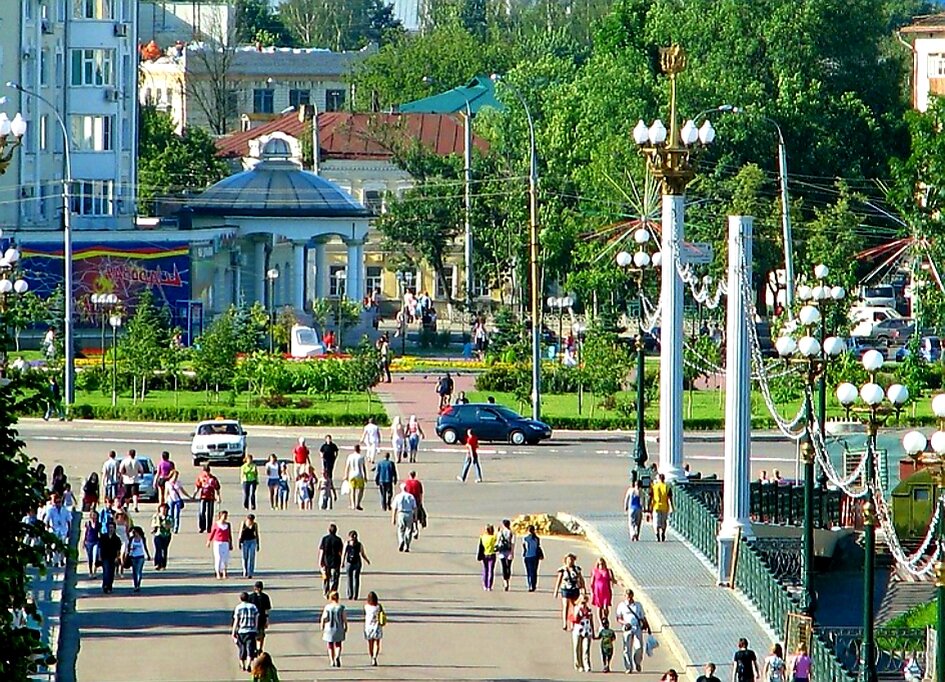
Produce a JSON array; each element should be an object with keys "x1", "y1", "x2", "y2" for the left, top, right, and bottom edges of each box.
[
  {"x1": 496, "y1": 519, "x2": 515, "y2": 591},
  {"x1": 733, "y1": 638, "x2": 760, "y2": 682},
  {"x1": 436, "y1": 373, "x2": 453, "y2": 409},
  {"x1": 763, "y1": 642, "x2": 786, "y2": 682}
]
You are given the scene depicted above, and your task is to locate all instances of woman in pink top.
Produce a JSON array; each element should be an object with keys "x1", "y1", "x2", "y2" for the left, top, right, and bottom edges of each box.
[
  {"x1": 790, "y1": 643, "x2": 812, "y2": 682},
  {"x1": 589, "y1": 557, "x2": 617, "y2": 620},
  {"x1": 206, "y1": 510, "x2": 233, "y2": 579}
]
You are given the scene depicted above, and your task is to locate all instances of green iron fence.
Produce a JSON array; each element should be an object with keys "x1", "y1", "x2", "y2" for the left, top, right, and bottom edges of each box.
[{"x1": 669, "y1": 482, "x2": 719, "y2": 565}]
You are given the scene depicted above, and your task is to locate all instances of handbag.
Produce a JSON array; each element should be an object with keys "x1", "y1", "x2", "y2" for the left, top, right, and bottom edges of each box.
[
  {"x1": 537, "y1": 545, "x2": 544, "y2": 561},
  {"x1": 378, "y1": 607, "x2": 387, "y2": 626},
  {"x1": 340, "y1": 480, "x2": 351, "y2": 496},
  {"x1": 476, "y1": 539, "x2": 485, "y2": 562},
  {"x1": 645, "y1": 633, "x2": 659, "y2": 656}
]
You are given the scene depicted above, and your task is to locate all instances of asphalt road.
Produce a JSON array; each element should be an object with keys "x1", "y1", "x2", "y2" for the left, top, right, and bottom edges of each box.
[{"x1": 20, "y1": 418, "x2": 800, "y2": 682}]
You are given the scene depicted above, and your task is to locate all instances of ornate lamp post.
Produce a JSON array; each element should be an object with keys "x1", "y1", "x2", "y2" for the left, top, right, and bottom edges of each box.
[
  {"x1": 631, "y1": 46, "x2": 715, "y2": 480},
  {"x1": 109, "y1": 313, "x2": 122, "y2": 407},
  {"x1": 617, "y1": 227, "x2": 661, "y2": 474},
  {"x1": 836, "y1": 350, "x2": 909, "y2": 682},
  {"x1": 0, "y1": 238, "x2": 30, "y2": 376},
  {"x1": 90, "y1": 294, "x2": 120, "y2": 371},
  {"x1": 546, "y1": 296, "x2": 573, "y2": 359},
  {"x1": 775, "y1": 265, "x2": 846, "y2": 613},
  {"x1": 266, "y1": 267, "x2": 279, "y2": 354},
  {"x1": 0, "y1": 111, "x2": 27, "y2": 175},
  {"x1": 334, "y1": 270, "x2": 347, "y2": 351}
]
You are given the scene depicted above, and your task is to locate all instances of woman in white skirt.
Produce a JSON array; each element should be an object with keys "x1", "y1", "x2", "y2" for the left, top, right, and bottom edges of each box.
[
  {"x1": 205, "y1": 510, "x2": 233, "y2": 579},
  {"x1": 390, "y1": 416, "x2": 407, "y2": 463},
  {"x1": 363, "y1": 591, "x2": 385, "y2": 666}
]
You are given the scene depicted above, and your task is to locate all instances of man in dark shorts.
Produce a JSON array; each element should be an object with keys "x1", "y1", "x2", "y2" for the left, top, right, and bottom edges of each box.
[
  {"x1": 118, "y1": 449, "x2": 143, "y2": 512},
  {"x1": 247, "y1": 580, "x2": 272, "y2": 651},
  {"x1": 320, "y1": 435, "x2": 339, "y2": 480},
  {"x1": 318, "y1": 523, "x2": 344, "y2": 596},
  {"x1": 733, "y1": 638, "x2": 759, "y2": 682}
]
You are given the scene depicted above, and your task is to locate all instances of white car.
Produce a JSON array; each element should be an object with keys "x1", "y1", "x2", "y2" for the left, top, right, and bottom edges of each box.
[{"x1": 191, "y1": 419, "x2": 247, "y2": 466}]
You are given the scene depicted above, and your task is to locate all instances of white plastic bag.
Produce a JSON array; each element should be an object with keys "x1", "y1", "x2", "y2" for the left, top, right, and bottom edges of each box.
[
  {"x1": 340, "y1": 480, "x2": 351, "y2": 496},
  {"x1": 645, "y1": 634, "x2": 659, "y2": 657}
]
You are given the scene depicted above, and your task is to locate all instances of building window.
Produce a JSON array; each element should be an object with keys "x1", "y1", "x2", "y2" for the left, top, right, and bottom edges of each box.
[
  {"x1": 25, "y1": 0, "x2": 34, "y2": 21},
  {"x1": 40, "y1": 50, "x2": 48, "y2": 87},
  {"x1": 930, "y1": 54, "x2": 945, "y2": 78},
  {"x1": 472, "y1": 277, "x2": 490, "y2": 298},
  {"x1": 74, "y1": 0, "x2": 114, "y2": 19},
  {"x1": 289, "y1": 88, "x2": 310, "y2": 109},
  {"x1": 55, "y1": 50, "x2": 64, "y2": 87},
  {"x1": 363, "y1": 189, "x2": 383, "y2": 214},
  {"x1": 253, "y1": 88, "x2": 274, "y2": 114},
  {"x1": 396, "y1": 270, "x2": 418, "y2": 294},
  {"x1": 71, "y1": 180, "x2": 114, "y2": 216},
  {"x1": 40, "y1": 115, "x2": 48, "y2": 151},
  {"x1": 70, "y1": 49, "x2": 114, "y2": 86},
  {"x1": 329, "y1": 265, "x2": 347, "y2": 297},
  {"x1": 365, "y1": 266, "x2": 382, "y2": 295},
  {"x1": 70, "y1": 115, "x2": 114, "y2": 151},
  {"x1": 325, "y1": 89, "x2": 345, "y2": 112},
  {"x1": 57, "y1": 0, "x2": 67, "y2": 21},
  {"x1": 435, "y1": 267, "x2": 455, "y2": 300},
  {"x1": 226, "y1": 91, "x2": 239, "y2": 119}
]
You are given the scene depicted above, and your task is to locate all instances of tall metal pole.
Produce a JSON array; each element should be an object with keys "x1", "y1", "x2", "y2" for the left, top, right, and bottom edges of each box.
[
  {"x1": 463, "y1": 104, "x2": 474, "y2": 313},
  {"x1": 936, "y1": 548, "x2": 945, "y2": 682},
  {"x1": 111, "y1": 321, "x2": 117, "y2": 407},
  {"x1": 776, "y1": 132, "x2": 794, "y2": 311},
  {"x1": 801, "y1": 403, "x2": 815, "y2": 614},
  {"x1": 10, "y1": 83, "x2": 74, "y2": 411},
  {"x1": 862, "y1": 415, "x2": 877, "y2": 682},
  {"x1": 634, "y1": 275, "x2": 648, "y2": 469}
]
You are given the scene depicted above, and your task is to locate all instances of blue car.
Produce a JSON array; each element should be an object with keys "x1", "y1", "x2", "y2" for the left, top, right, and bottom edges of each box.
[{"x1": 435, "y1": 403, "x2": 552, "y2": 446}]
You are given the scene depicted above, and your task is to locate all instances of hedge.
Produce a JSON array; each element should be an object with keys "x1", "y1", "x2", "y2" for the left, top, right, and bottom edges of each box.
[{"x1": 27, "y1": 403, "x2": 390, "y2": 427}]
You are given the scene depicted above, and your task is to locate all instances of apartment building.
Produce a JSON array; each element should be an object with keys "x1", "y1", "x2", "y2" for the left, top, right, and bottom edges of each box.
[{"x1": 901, "y1": 13, "x2": 945, "y2": 112}]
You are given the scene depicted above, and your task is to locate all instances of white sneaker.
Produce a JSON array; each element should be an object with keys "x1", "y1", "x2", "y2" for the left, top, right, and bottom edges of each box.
[{"x1": 456, "y1": 475, "x2": 464, "y2": 482}]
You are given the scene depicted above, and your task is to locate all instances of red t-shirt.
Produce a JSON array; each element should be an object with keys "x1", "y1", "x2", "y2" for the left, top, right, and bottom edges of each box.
[
  {"x1": 293, "y1": 445, "x2": 310, "y2": 464},
  {"x1": 466, "y1": 435, "x2": 479, "y2": 455},
  {"x1": 196, "y1": 472, "x2": 220, "y2": 501},
  {"x1": 404, "y1": 478, "x2": 423, "y2": 504}
]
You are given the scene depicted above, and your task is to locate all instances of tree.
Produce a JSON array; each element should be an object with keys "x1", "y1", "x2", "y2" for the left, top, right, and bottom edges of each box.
[
  {"x1": 888, "y1": 97, "x2": 945, "y2": 238},
  {"x1": 193, "y1": 310, "x2": 240, "y2": 396},
  {"x1": 119, "y1": 290, "x2": 172, "y2": 400},
  {"x1": 280, "y1": 0, "x2": 399, "y2": 50},
  {"x1": 235, "y1": 0, "x2": 293, "y2": 45},
  {"x1": 4, "y1": 292, "x2": 44, "y2": 353},
  {"x1": 185, "y1": 16, "x2": 240, "y2": 135},
  {"x1": 137, "y1": 107, "x2": 229, "y2": 214}
]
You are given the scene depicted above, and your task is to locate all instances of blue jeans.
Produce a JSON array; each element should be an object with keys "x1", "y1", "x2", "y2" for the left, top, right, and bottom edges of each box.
[
  {"x1": 102, "y1": 558, "x2": 116, "y2": 592},
  {"x1": 523, "y1": 555, "x2": 539, "y2": 590},
  {"x1": 241, "y1": 539, "x2": 257, "y2": 577},
  {"x1": 460, "y1": 455, "x2": 482, "y2": 482},
  {"x1": 153, "y1": 534, "x2": 170, "y2": 569},
  {"x1": 169, "y1": 500, "x2": 183, "y2": 533},
  {"x1": 242, "y1": 481, "x2": 257, "y2": 510},
  {"x1": 130, "y1": 555, "x2": 145, "y2": 590}
]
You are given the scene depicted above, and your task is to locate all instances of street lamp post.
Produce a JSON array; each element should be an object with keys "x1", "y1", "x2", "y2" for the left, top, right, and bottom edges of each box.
[
  {"x1": 8, "y1": 81, "x2": 75, "y2": 412},
  {"x1": 574, "y1": 321, "x2": 586, "y2": 414},
  {"x1": 631, "y1": 46, "x2": 715, "y2": 480},
  {"x1": 546, "y1": 296, "x2": 573, "y2": 359},
  {"x1": 266, "y1": 268, "x2": 279, "y2": 354},
  {"x1": 91, "y1": 293, "x2": 120, "y2": 371},
  {"x1": 491, "y1": 74, "x2": 541, "y2": 421},
  {"x1": 0, "y1": 110, "x2": 27, "y2": 174},
  {"x1": 334, "y1": 270, "x2": 346, "y2": 351},
  {"x1": 109, "y1": 313, "x2": 122, "y2": 407},
  {"x1": 775, "y1": 268, "x2": 847, "y2": 613},
  {"x1": 617, "y1": 228, "x2": 660, "y2": 474},
  {"x1": 0, "y1": 237, "x2": 30, "y2": 374},
  {"x1": 836, "y1": 351, "x2": 909, "y2": 682}
]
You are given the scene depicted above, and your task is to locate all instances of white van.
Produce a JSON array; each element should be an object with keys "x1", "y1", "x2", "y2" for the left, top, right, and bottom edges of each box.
[
  {"x1": 849, "y1": 306, "x2": 902, "y2": 337},
  {"x1": 859, "y1": 285, "x2": 897, "y2": 309}
]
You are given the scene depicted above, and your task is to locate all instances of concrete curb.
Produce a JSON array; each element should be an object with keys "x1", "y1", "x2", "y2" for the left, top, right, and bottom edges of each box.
[
  {"x1": 557, "y1": 512, "x2": 696, "y2": 682},
  {"x1": 53, "y1": 512, "x2": 80, "y2": 682}
]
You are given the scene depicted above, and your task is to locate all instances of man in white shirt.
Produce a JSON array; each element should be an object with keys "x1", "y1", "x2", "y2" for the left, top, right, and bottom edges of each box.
[
  {"x1": 614, "y1": 588, "x2": 650, "y2": 673},
  {"x1": 118, "y1": 449, "x2": 143, "y2": 512},
  {"x1": 101, "y1": 450, "x2": 120, "y2": 503},
  {"x1": 343, "y1": 445, "x2": 367, "y2": 511},
  {"x1": 390, "y1": 483, "x2": 417, "y2": 552},
  {"x1": 45, "y1": 494, "x2": 72, "y2": 566},
  {"x1": 361, "y1": 417, "x2": 381, "y2": 465}
]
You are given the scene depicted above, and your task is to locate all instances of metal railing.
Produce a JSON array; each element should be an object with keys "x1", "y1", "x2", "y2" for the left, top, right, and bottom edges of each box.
[
  {"x1": 750, "y1": 482, "x2": 844, "y2": 527},
  {"x1": 670, "y1": 482, "x2": 719, "y2": 565},
  {"x1": 817, "y1": 626, "x2": 927, "y2": 676}
]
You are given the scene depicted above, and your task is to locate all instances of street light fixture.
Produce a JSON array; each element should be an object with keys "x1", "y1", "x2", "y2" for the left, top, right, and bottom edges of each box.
[
  {"x1": 775, "y1": 264, "x2": 846, "y2": 614},
  {"x1": 836, "y1": 350, "x2": 910, "y2": 682},
  {"x1": 0, "y1": 234, "x2": 30, "y2": 376},
  {"x1": 491, "y1": 73, "x2": 541, "y2": 422},
  {"x1": 108, "y1": 313, "x2": 122, "y2": 407},
  {"x1": 90, "y1": 293, "x2": 120, "y2": 371},
  {"x1": 0, "y1": 110, "x2": 27, "y2": 175},
  {"x1": 617, "y1": 227, "x2": 660, "y2": 476},
  {"x1": 267, "y1": 267, "x2": 279, "y2": 354},
  {"x1": 546, "y1": 295, "x2": 574, "y2": 360}
]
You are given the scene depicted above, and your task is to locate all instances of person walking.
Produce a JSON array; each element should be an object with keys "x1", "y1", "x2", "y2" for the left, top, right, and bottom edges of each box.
[
  {"x1": 374, "y1": 453, "x2": 397, "y2": 511},
  {"x1": 733, "y1": 638, "x2": 760, "y2": 682},
  {"x1": 763, "y1": 643, "x2": 787, "y2": 682},
  {"x1": 265, "y1": 454, "x2": 281, "y2": 510},
  {"x1": 320, "y1": 591, "x2": 348, "y2": 668},
  {"x1": 477, "y1": 524, "x2": 498, "y2": 591},
  {"x1": 649, "y1": 473, "x2": 673, "y2": 542},
  {"x1": 343, "y1": 530, "x2": 370, "y2": 600},
  {"x1": 320, "y1": 435, "x2": 339, "y2": 480},
  {"x1": 127, "y1": 526, "x2": 151, "y2": 592},
  {"x1": 155, "y1": 451, "x2": 175, "y2": 506},
  {"x1": 45, "y1": 493, "x2": 72, "y2": 566},
  {"x1": 150, "y1": 503, "x2": 173, "y2": 570},
  {"x1": 113, "y1": 509, "x2": 132, "y2": 577},
  {"x1": 207, "y1": 510, "x2": 234, "y2": 579},
  {"x1": 361, "y1": 417, "x2": 381, "y2": 466},
  {"x1": 390, "y1": 483, "x2": 417, "y2": 552},
  {"x1": 194, "y1": 464, "x2": 222, "y2": 533},
  {"x1": 552, "y1": 553, "x2": 585, "y2": 629},
  {"x1": 788, "y1": 644, "x2": 811, "y2": 682},
  {"x1": 82, "y1": 510, "x2": 100, "y2": 577},
  {"x1": 118, "y1": 449, "x2": 143, "y2": 512},
  {"x1": 390, "y1": 416, "x2": 407, "y2": 463},
  {"x1": 571, "y1": 594, "x2": 595, "y2": 672},
  {"x1": 231, "y1": 592, "x2": 260, "y2": 672},
  {"x1": 406, "y1": 415, "x2": 425, "y2": 463},
  {"x1": 99, "y1": 521, "x2": 121, "y2": 593},
  {"x1": 292, "y1": 436, "x2": 311, "y2": 479},
  {"x1": 247, "y1": 580, "x2": 272, "y2": 652},
  {"x1": 590, "y1": 556, "x2": 617, "y2": 620},
  {"x1": 378, "y1": 335, "x2": 392, "y2": 383},
  {"x1": 615, "y1": 589, "x2": 650, "y2": 674},
  {"x1": 239, "y1": 514, "x2": 261, "y2": 578},
  {"x1": 457, "y1": 429, "x2": 483, "y2": 483},
  {"x1": 363, "y1": 591, "x2": 385, "y2": 667},
  {"x1": 82, "y1": 472, "x2": 100, "y2": 512},
  {"x1": 318, "y1": 468, "x2": 337, "y2": 510},
  {"x1": 624, "y1": 480, "x2": 644, "y2": 541},
  {"x1": 521, "y1": 524, "x2": 543, "y2": 591},
  {"x1": 249, "y1": 652, "x2": 279, "y2": 682},
  {"x1": 44, "y1": 376, "x2": 65, "y2": 421},
  {"x1": 343, "y1": 445, "x2": 367, "y2": 511},
  {"x1": 496, "y1": 519, "x2": 515, "y2": 591},
  {"x1": 277, "y1": 462, "x2": 291, "y2": 510},
  {"x1": 404, "y1": 470, "x2": 425, "y2": 538},
  {"x1": 436, "y1": 373, "x2": 453, "y2": 409},
  {"x1": 598, "y1": 617, "x2": 617, "y2": 673},
  {"x1": 695, "y1": 662, "x2": 722, "y2": 682},
  {"x1": 101, "y1": 450, "x2": 120, "y2": 504},
  {"x1": 240, "y1": 454, "x2": 259, "y2": 511},
  {"x1": 163, "y1": 470, "x2": 191, "y2": 534},
  {"x1": 318, "y1": 524, "x2": 344, "y2": 597}
]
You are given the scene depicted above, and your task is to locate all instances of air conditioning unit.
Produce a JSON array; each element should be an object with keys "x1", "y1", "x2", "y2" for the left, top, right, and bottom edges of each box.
[
  {"x1": 104, "y1": 87, "x2": 120, "y2": 102},
  {"x1": 41, "y1": 20, "x2": 53, "y2": 35},
  {"x1": 113, "y1": 23, "x2": 128, "y2": 37},
  {"x1": 22, "y1": 47, "x2": 32, "y2": 60}
]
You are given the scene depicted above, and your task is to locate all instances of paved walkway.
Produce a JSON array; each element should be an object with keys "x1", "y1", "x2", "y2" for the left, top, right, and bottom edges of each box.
[
  {"x1": 376, "y1": 372, "x2": 476, "y2": 423},
  {"x1": 574, "y1": 513, "x2": 775, "y2": 682}
]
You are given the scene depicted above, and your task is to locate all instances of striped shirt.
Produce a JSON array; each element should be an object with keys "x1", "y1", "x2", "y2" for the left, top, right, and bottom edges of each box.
[{"x1": 233, "y1": 602, "x2": 258, "y2": 634}]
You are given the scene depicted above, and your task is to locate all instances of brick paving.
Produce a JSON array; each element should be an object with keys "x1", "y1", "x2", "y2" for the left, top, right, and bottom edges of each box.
[
  {"x1": 576, "y1": 513, "x2": 774, "y2": 682},
  {"x1": 375, "y1": 372, "x2": 476, "y2": 423}
]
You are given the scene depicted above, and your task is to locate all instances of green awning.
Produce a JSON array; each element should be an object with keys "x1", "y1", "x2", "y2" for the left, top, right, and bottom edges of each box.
[{"x1": 399, "y1": 75, "x2": 503, "y2": 115}]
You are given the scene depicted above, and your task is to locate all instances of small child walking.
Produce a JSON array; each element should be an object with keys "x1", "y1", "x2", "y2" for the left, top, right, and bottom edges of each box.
[
  {"x1": 318, "y1": 472, "x2": 337, "y2": 510},
  {"x1": 598, "y1": 617, "x2": 616, "y2": 673},
  {"x1": 296, "y1": 471, "x2": 313, "y2": 510}
]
